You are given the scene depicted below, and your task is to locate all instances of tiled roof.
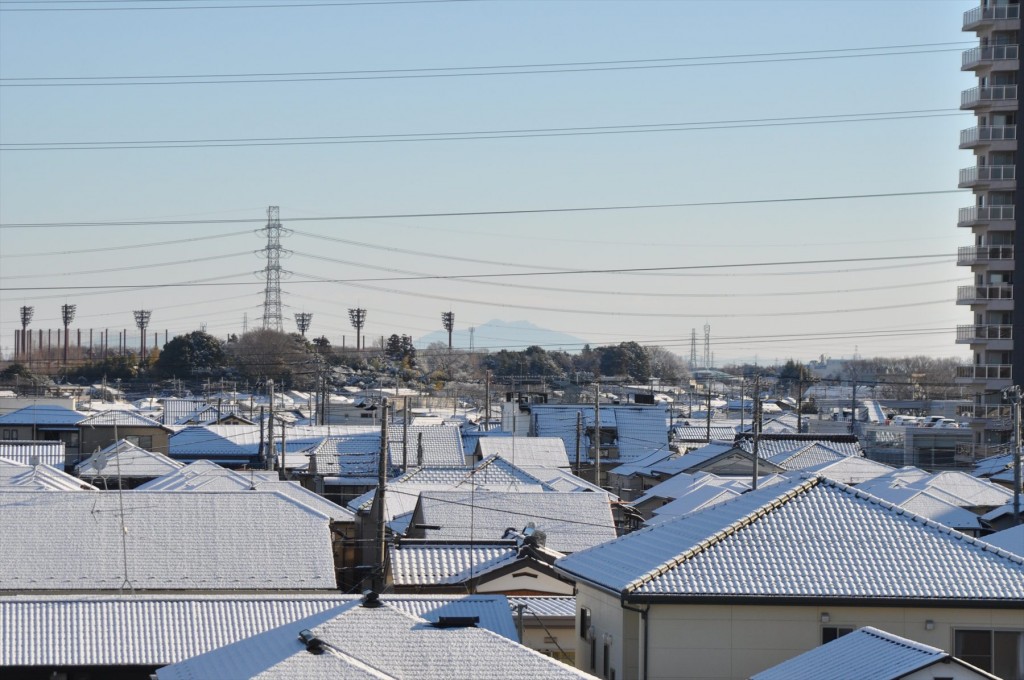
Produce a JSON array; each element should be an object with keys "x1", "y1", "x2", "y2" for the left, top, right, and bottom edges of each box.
[
  {"x1": 606, "y1": 449, "x2": 680, "y2": 478},
  {"x1": 0, "y1": 404, "x2": 83, "y2": 426},
  {"x1": 863, "y1": 487, "x2": 984, "y2": 531},
  {"x1": 413, "y1": 490, "x2": 616, "y2": 554},
  {"x1": 736, "y1": 436, "x2": 862, "y2": 460},
  {"x1": 160, "y1": 398, "x2": 210, "y2": 424},
  {"x1": 390, "y1": 542, "x2": 518, "y2": 585},
  {"x1": 0, "y1": 457, "x2": 96, "y2": 491},
  {"x1": 0, "y1": 441, "x2": 65, "y2": 467},
  {"x1": 801, "y1": 456, "x2": 894, "y2": 485},
  {"x1": 858, "y1": 468, "x2": 1013, "y2": 509},
  {"x1": 766, "y1": 443, "x2": 851, "y2": 470},
  {"x1": 388, "y1": 424, "x2": 466, "y2": 467},
  {"x1": 78, "y1": 410, "x2": 167, "y2": 429},
  {"x1": 477, "y1": 437, "x2": 571, "y2": 468},
  {"x1": 507, "y1": 596, "x2": 576, "y2": 619},
  {"x1": 532, "y1": 404, "x2": 669, "y2": 462},
  {"x1": 0, "y1": 490, "x2": 337, "y2": 591},
  {"x1": 648, "y1": 486, "x2": 743, "y2": 521},
  {"x1": 156, "y1": 599, "x2": 591, "y2": 680},
  {"x1": 751, "y1": 626, "x2": 997, "y2": 680},
  {"x1": 632, "y1": 472, "x2": 748, "y2": 507},
  {"x1": 170, "y1": 424, "x2": 360, "y2": 459},
  {"x1": 76, "y1": 440, "x2": 184, "y2": 478},
  {"x1": 0, "y1": 594, "x2": 519, "y2": 667},
  {"x1": 555, "y1": 476, "x2": 1024, "y2": 602},
  {"x1": 671, "y1": 425, "x2": 737, "y2": 442}
]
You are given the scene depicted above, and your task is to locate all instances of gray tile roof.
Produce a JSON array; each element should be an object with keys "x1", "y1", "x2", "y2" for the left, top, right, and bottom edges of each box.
[
  {"x1": 156, "y1": 599, "x2": 591, "y2": 680},
  {"x1": 800, "y1": 456, "x2": 895, "y2": 485},
  {"x1": 0, "y1": 457, "x2": 96, "y2": 491},
  {"x1": 0, "y1": 490, "x2": 337, "y2": 591},
  {"x1": 0, "y1": 404, "x2": 83, "y2": 426},
  {"x1": 76, "y1": 440, "x2": 184, "y2": 478},
  {"x1": 751, "y1": 626, "x2": 998, "y2": 680},
  {"x1": 78, "y1": 410, "x2": 167, "y2": 429},
  {"x1": 555, "y1": 476, "x2": 1024, "y2": 602},
  {"x1": 390, "y1": 542, "x2": 518, "y2": 586},
  {"x1": 0, "y1": 594, "x2": 519, "y2": 667},
  {"x1": 477, "y1": 437, "x2": 571, "y2": 468},
  {"x1": 506, "y1": 596, "x2": 576, "y2": 619}
]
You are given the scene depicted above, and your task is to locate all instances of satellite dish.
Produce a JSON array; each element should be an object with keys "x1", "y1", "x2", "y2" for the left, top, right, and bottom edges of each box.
[{"x1": 93, "y1": 451, "x2": 108, "y2": 472}]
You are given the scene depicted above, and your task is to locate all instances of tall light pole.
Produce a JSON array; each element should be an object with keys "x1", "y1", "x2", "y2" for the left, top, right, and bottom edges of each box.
[
  {"x1": 441, "y1": 311, "x2": 455, "y2": 350},
  {"x1": 348, "y1": 308, "x2": 366, "y2": 350},
  {"x1": 295, "y1": 312, "x2": 313, "y2": 337},
  {"x1": 133, "y1": 310, "x2": 152, "y2": 366},
  {"x1": 19, "y1": 306, "x2": 33, "y2": 364},
  {"x1": 61, "y1": 304, "x2": 76, "y2": 371}
]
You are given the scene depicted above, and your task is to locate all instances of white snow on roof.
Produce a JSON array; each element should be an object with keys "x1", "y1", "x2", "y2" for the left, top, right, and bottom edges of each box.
[
  {"x1": 983, "y1": 524, "x2": 1024, "y2": 556},
  {"x1": 0, "y1": 594, "x2": 519, "y2": 667},
  {"x1": 389, "y1": 542, "x2": 518, "y2": 585},
  {"x1": 0, "y1": 490, "x2": 337, "y2": 591},
  {"x1": 0, "y1": 441, "x2": 65, "y2": 467},
  {"x1": 863, "y1": 486, "x2": 984, "y2": 531},
  {"x1": 751, "y1": 626, "x2": 993, "y2": 680},
  {"x1": 79, "y1": 409, "x2": 166, "y2": 429},
  {"x1": 477, "y1": 437, "x2": 571, "y2": 469},
  {"x1": 555, "y1": 476, "x2": 1024, "y2": 601},
  {"x1": 412, "y1": 490, "x2": 616, "y2": 553},
  {"x1": 156, "y1": 599, "x2": 591, "y2": 680},
  {"x1": 801, "y1": 456, "x2": 895, "y2": 485},
  {"x1": 607, "y1": 449, "x2": 680, "y2": 478},
  {"x1": 0, "y1": 404, "x2": 83, "y2": 426},
  {"x1": 76, "y1": 439, "x2": 184, "y2": 478},
  {"x1": 858, "y1": 468, "x2": 1013, "y2": 510},
  {"x1": 0, "y1": 457, "x2": 96, "y2": 491},
  {"x1": 672, "y1": 425, "x2": 737, "y2": 442},
  {"x1": 532, "y1": 404, "x2": 669, "y2": 463},
  {"x1": 507, "y1": 596, "x2": 576, "y2": 619},
  {"x1": 974, "y1": 452, "x2": 1013, "y2": 478}
]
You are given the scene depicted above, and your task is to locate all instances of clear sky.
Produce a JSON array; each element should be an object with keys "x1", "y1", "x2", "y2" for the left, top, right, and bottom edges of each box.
[{"x1": 0, "y1": 0, "x2": 979, "y2": 364}]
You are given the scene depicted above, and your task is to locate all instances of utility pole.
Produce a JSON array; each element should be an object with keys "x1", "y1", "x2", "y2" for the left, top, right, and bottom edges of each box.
[
  {"x1": 133, "y1": 310, "x2": 151, "y2": 367},
  {"x1": 1007, "y1": 386, "x2": 1022, "y2": 525},
  {"x1": 372, "y1": 399, "x2": 390, "y2": 592},
  {"x1": 739, "y1": 377, "x2": 745, "y2": 431},
  {"x1": 797, "y1": 378, "x2": 804, "y2": 434},
  {"x1": 593, "y1": 384, "x2": 601, "y2": 488},
  {"x1": 484, "y1": 371, "x2": 491, "y2": 431},
  {"x1": 705, "y1": 379, "x2": 712, "y2": 442},
  {"x1": 575, "y1": 411, "x2": 582, "y2": 477},
  {"x1": 266, "y1": 380, "x2": 275, "y2": 471},
  {"x1": 850, "y1": 376, "x2": 857, "y2": 435},
  {"x1": 402, "y1": 396, "x2": 409, "y2": 472},
  {"x1": 752, "y1": 374, "x2": 761, "y2": 490}
]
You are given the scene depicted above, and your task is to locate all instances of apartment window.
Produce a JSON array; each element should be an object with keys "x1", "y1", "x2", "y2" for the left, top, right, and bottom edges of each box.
[
  {"x1": 125, "y1": 435, "x2": 153, "y2": 450},
  {"x1": 822, "y1": 627, "x2": 855, "y2": 644},
  {"x1": 955, "y1": 629, "x2": 1024, "y2": 680},
  {"x1": 579, "y1": 608, "x2": 591, "y2": 639},
  {"x1": 2, "y1": 429, "x2": 17, "y2": 440}
]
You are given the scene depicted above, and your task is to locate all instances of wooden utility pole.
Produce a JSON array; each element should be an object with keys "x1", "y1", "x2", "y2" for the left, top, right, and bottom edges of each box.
[
  {"x1": 575, "y1": 411, "x2": 582, "y2": 478},
  {"x1": 705, "y1": 380, "x2": 712, "y2": 441},
  {"x1": 484, "y1": 371, "x2": 491, "y2": 431},
  {"x1": 266, "y1": 380, "x2": 275, "y2": 471},
  {"x1": 752, "y1": 375, "x2": 761, "y2": 490},
  {"x1": 402, "y1": 396, "x2": 409, "y2": 472},
  {"x1": 372, "y1": 400, "x2": 390, "y2": 592},
  {"x1": 593, "y1": 384, "x2": 601, "y2": 488}
]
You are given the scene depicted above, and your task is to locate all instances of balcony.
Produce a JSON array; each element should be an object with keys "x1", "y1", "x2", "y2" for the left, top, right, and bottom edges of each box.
[
  {"x1": 964, "y1": 4, "x2": 1021, "y2": 30},
  {"x1": 957, "y1": 244, "x2": 1014, "y2": 265},
  {"x1": 960, "y1": 125, "x2": 1017, "y2": 149},
  {"x1": 956, "y1": 364, "x2": 1013, "y2": 380},
  {"x1": 956, "y1": 324, "x2": 1013, "y2": 343},
  {"x1": 961, "y1": 85, "x2": 1018, "y2": 109},
  {"x1": 957, "y1": 283, "x2": 1014, "y2": 304},
  {"x1": 959, "y1": 164, "x2": 1016, "y2": 188},
  {"x1": 963, "y1": 44, "x2": 1019, "y2": 70},
  {"x1": 958, "y1": 204, "x2": 1015, "y2": 226}
]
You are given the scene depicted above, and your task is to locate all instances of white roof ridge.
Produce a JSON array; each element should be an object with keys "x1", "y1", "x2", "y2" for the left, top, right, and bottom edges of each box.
[
  {"x1": 623, "y1": 476, "x2": 821, "y2": 595},
  {"x1": 857, "y1": 626, "x2": 945, "y2": 655}
]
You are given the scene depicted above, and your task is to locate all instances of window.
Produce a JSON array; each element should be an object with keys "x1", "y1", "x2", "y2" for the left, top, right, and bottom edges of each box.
[
  {"x1": 603, "y1": 642, "x2": 611, "y2": 679},
  {"x1": 579, "y1": 608, "x2": 591, "y2": 639},
  {"x1": 2, "y1": 429, "x2": 17, "y2": 440},
  {"x1": 822, "y1": 627, "x2": 855, "y2": 644},
  {"x1": 955, "y1": 629, "x2": 1024, "y2": 680},
  {"x1": 125, "y1": 435, "x2": 153, "y2": 450}
]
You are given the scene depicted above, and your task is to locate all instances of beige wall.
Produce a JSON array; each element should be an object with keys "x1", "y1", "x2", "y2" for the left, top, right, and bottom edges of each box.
[
  {"x1": 574, "y1": 584, "x2": 1024, "y2": 680},
  {"x1": 79, "y1": 426, "x2": 169, "y2": 456}
]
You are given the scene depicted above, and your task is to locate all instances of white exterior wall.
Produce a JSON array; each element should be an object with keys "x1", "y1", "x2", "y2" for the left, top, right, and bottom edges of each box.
[
  {"x1": 902, "y1": 662, "x2": 997, "y2": 680},
  {"x1": 475, "y1": 570, "x2": 575, "y2": 596},
  {"x1": 572, "y1": 584, "x2": 1024, "y2": 680}
]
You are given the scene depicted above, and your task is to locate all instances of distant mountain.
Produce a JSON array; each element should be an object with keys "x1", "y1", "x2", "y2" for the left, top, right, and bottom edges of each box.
[{"x1": 417, "y1": 320, "x2": 588, "y2": 352}]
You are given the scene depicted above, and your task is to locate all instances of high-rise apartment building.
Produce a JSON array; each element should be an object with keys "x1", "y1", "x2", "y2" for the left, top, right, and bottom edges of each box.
[{"x1": 958, "y1": 1, "x2": 1021, "y2": 455}]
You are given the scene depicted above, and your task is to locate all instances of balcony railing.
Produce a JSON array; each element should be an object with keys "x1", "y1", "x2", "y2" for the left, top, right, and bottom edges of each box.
[
  {"x1": 962, "y1": 85, "x2": 1018, "y2": 107},
  {"x1": 963, "y1": 44, "x2": 1019, "y2": 68},
  {"x1": 957, "y1": 404, "x2": 1013, "y2": 421},
  {"x1": 959, "y1": 165, "x2": 1016, "y2": 184},
  {"x1": 957, "y1": 283, "x2": 1014, "y2": 302},
  {"x1": 956, "y1": 364, "x2": 1013, "y2": 380},
  {"x1": 960, "y1": 125, "x2": 1017, "y2": 146},
  {"x1": 956, "y1": 324, "x2": 1013, "y2": 341},
  {"x1": 964, "y1": 4, "x2": 1021, "y2": 28},
  {"x1": 957, "y1": 244, "x2": 1015, "y2": 264},
  {"x1": 958, "y1": 204, "x2": 1016, "y2": 225}
]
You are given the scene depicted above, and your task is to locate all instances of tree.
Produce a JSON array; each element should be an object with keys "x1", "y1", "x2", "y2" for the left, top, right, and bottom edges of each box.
[
  {"x1": 155, "y1": 331, "x2": 226, "y2": 378},
  {"x1": 646, "y1": 346, "x2": 688, "y2": 383},
  {"x1": 598, "y1": 342, "x2": 650, "y2": 381},
  {"x1": 228, "y1": 329, "x2": 314, "y2": 389},
  {"x1": 385, "y1": 334, "x2": 417, "y2": 364}
]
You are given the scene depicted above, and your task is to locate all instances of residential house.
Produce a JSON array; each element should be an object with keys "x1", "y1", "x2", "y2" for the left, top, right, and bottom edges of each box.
[
  {"x1": 75, "y1": 439, "x2": 184, "y2": 488},
  {"x1": 0, "y1": 404, "x2": 83, "y2": 462},
  {"x1": 77, "y1": 410, "x2": 172, "y2": 458}
]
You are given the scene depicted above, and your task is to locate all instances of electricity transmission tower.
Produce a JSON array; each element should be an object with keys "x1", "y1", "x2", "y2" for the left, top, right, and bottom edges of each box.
[
  {"x1": 295, "y1": 312, "x2": 313, "y2": 337},
  {"x1": 348, "y1": 308, "x2": 366, "y2": 350},
  {"x1": 441, "y1": 311, "x2": 455, "y2": 349},
  {"x1": 61, "y1": 304, "x2": 76, "y2": 370},
  {"x1": 258, "y1": 206, "x2": 291, "y2": 332},
  {"x1": 134, "y1": 310, "x2": 152, "y2": 365}
]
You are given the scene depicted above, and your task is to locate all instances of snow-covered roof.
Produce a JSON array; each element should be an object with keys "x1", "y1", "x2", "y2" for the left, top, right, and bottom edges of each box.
[
  {"x1": 0, "y1": 441, "x2": 65, "y2": 468},
  {"x1": 736, "y1": 435, "x2": 862, "y2": 460},
  {"x1": 862, "y1": 486, "x2": 985, "y2": 531},
  {"x1": 857, "y1": 468, "x2": 1013, "y2": 509},
  {"x1": 155, "y1": 598, "x2": 590, "y2": 680},
  {"x1": 390, "y1": 542, "x2": 519, "y2": 586},
  {"x1": 0, "y1": 490, "x2": 337, "y2": 591},
  {"x1": 76, "y1": 440, "x2": 184, "y2": 478},
  {"x1": 476, "y1": 437, "x2": 571, "y2": 469},
  {"x1": 606, "y1": 449, "x2": 680, "y2": 478},
  {"x1": 0, "y1": 457, "x2": 96, "y2": 491},
  {"x1": 983, "y1": 524, "x2": 1024, "y2": 556},
  {"x1": 0, "y1": 404, "x2": 83, "y2": 427},
  {"x1": 751, "y1": 626, "x2": 998, "y2": 680},
  {"x1": 507, "y1": 596, "x2": 576, "y2": 619},
  {"x1": 411, "y1": 490, "x2": 616, "y2": 554},
  {"x1": 531, "y1": 404, "x2": 669, "y2": 463},
  {"x1": 0, "y1": 594, "x2": 519, "y2": 667},
  {"x1": 78, "y1": 409, "x2": 167, "y2": 429},
  {"x1": 671, "y1": 425, "x2": 737, "y2": 442},
  {"x1": 555, "y1": 475, "x2": 1024, "y2": 602},
  {"x1": 308, "y1": 425, "x2": 466, "y2": 476},
  {"x1": 974, "y1": 452, "x2": 1013, "y2": 478},
  {"x1": 800, "y1": 456, "x2": 895, "y2": 485},
  {"x1": 169, "y1": 424, "x2": 361, "y2": 461}
]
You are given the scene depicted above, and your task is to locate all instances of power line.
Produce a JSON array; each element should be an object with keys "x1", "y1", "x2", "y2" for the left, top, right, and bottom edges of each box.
[
  {"x1": 0, "y1": 251, "x2": 252, "y2": 280},
  {"x1": 0, "y1": 190, "x2": 968, "y2": 229},
  {"x1": 0, "y1": 44, "x2": 970, "y2": 85},
  {"x1": 0, "y1": 110, "x2": 967, "y2": 151},
  {"x1": 0, "y1": 0, "x2": 477, "y2": 11},
  {"x1": 0, "y1": 229, "x2": 253, "y2": 258}
]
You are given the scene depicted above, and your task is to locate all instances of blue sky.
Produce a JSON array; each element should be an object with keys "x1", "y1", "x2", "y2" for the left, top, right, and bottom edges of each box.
[{"x1": 0, "y1": 0, "x2": 979, "y2": 363}]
